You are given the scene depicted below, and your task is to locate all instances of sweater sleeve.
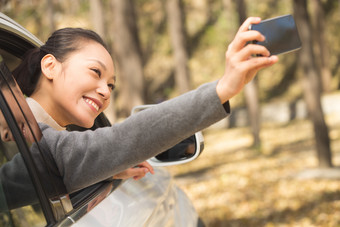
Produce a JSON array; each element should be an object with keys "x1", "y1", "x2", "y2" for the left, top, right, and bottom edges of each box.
[{"x1": 38, "y1": 81, "x2": 230, "y2": 193}]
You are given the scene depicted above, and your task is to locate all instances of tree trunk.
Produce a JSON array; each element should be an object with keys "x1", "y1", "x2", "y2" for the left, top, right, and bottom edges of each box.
[
  {"x1": 90, "y1": 0, "x2": 117, "y2": 123},
  {"x1": 235, "y1": 0, "x2": 261, "y2": 147},
  {"x1": 90, "y1": 0, "x2": 105, "y2": 38},
  {"x1": 166, "y1": 0, "x2": 191, "y2": 94},
  {"x1": 110, "y1": 0, "x2": 145, "y2": 117},
  {"x1": 311, "y1": 0, "x2": 333, "y2": 93},
  {"x1": 293, "y1": 0, "x2": 332, "y2": 167},
  {"x1": 222, "y1": 0, "x2": 233, "y2": 21},
  {"x1": 46, "y1": 0, "x2": 55, "y2": 34}
]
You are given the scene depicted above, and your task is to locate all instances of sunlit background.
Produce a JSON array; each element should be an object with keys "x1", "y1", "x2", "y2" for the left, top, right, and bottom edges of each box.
[{"x1": 2, "y1": 0, "x2": 340, "y2": 226}]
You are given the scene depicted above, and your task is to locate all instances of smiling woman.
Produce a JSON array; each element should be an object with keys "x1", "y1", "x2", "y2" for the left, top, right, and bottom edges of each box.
[
  {"x1": 0, "y1": 12, "x2": 282, "y2": 226},
  {"x1": 12, "y1": 27, "x2": 154, "y2": 182},
  {"x1": 11, "y1": 17, "x2": 278, "y2": 194},
  {"x1": 31, "y1": 41, "x2": 114, "y2": 128},
  {"x1": 13, "y1": 28, "x2": 114, "y2": 128}
]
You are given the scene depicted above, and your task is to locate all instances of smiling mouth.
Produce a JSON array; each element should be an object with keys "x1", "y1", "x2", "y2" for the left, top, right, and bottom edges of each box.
[{"x1": 84, "y1": 98, "x2": 99, "y2": 111}]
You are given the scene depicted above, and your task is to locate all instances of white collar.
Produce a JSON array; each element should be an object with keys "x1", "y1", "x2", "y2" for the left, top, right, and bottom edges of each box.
[{"x1": 26, "y1": 97, "x2": 66, "y2": 131}]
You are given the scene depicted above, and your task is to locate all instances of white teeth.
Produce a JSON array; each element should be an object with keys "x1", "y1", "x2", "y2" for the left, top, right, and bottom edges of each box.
[{"x1": 85, "y1": 98, "x2": 99, "y2": 111}]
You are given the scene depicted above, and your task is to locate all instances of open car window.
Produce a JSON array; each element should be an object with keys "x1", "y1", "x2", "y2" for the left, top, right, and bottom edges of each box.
[
  {"x1": 0, "y1": 56, "x2": 49, "y2": 225},
  {"x1": 0, "y1": 52, "x2": 121, "y2": 226},
  {"x1": 0, "y1": 14, "x2": 124, "y2": 224}
]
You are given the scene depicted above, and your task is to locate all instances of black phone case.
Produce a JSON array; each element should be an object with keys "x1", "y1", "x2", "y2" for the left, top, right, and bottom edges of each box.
[{"x1": 249, "y1": 14, "x2": 301, "y2": 55}]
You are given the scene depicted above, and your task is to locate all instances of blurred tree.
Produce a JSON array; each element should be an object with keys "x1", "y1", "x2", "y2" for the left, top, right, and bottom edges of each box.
[
  {"x1": 90, "y1": 0, "x2": 105, "y2": 38},
  {"x1": 235, "y1": 0, "x2": 261, "y2": 147},
  {"x1": 110, "y1": 0, "x2": 145, "y2": 117},
  {"x1": 311, "y1": 0, "x2": 332, "y2": 93},
  {"x1": 188, "y1": 0, "x2": 222, "y2": 56},
  {"x1": 90, "y1": 0, "x2": 117, "y2": 123},
  {"x1": 222, "y1": 0, "x2": 233, "y2": 20},
  {"x1": 293, "y1": 0, "x2": 332, "y2": 167},
  {"x1": 166, "y1": 0, "x2": 191, "y2": 94},
  {"x1": 0, "y1": 0, "x2": 8, "y2": 8},
  {"x1": 27, "y1": 0, "x2": 45, "y2": 40},
  {"x1": 46, "y1": 0, "x2": 56, "y2": 34},
  {"x1": 63, "y1": 0, "x2": 81, "y2": 16}
]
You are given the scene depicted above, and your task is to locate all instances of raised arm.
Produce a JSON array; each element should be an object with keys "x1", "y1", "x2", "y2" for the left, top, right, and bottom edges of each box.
[{"x1": 216, "y1": 17, "x2": 278, "y2": 103}]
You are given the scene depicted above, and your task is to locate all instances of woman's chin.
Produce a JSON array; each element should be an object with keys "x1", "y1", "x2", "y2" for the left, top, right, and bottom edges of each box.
[
  {"x1": 74, "y1": 118, "x2": 95, "y2": 129},
  {"x1": 83, "y1": 121, "x2": 95, "y2": 129}
]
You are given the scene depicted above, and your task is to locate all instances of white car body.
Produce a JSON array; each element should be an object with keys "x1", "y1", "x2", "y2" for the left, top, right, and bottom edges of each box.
[{"x1": 74, "y1": 168, "x2": 198, "y2": 227}]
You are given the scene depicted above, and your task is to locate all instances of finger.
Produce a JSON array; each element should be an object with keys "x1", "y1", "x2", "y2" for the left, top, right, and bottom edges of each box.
[
  {"x1": 234, "y1": 17, "x2": 262, "y2": 49},
  {"x1": 240, "y1": 55, "x2": 278, "y2": 75},
  {"x1": 114, "y1": 168, "x2": 144, "y2": 180},
  {"x1": 133, "y1": 175, "x2": 141, "y2": 180},
  {"x1": 238, "y1": 17, "x2": 261, "y2": 33},
  {"x1": 228, "y1": 30, "x2": 265, "y2": 54},
  {"x1": 137, "y1": 161, "x2": 155, "y2": 174},
  {"x1": 233, "y1": 56, "x2": 278, "y2": 85},
  {"x1": 226, "y1": 17, "x2": 262, "y2": 55},
  {"x1": 143, "y1": 162, "x2": 154, "y2": 174},
  {"x1": 136, "y1": 161, "x2": 148, "y2": 167},
  {"x1": 132, "y1": 167, "x2": 149, "y2": 176},
  {"x1": 134, "y1": 175, "x2": 143, "y2": 180},
  {"x1": 133, "y1": 171, "x2": 147, "y2": 180},
  {"x1": 236, "y1": 44, "x2": 271, "y2": 61}
]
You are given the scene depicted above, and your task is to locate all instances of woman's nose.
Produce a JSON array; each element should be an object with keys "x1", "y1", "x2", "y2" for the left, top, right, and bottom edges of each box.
[{"x1": 96, "y1": 83, "x2": 111, "y2": 100}]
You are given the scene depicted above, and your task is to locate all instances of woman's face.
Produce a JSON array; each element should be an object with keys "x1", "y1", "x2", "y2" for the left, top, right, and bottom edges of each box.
[{"x1": 48, "y1": 40, "x2": 115, "y2": 128}]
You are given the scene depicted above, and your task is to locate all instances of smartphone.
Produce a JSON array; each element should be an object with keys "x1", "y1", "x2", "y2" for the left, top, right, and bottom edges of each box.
[{"x1": 249, "y1": 14, "x2": 301, "y2": 55}]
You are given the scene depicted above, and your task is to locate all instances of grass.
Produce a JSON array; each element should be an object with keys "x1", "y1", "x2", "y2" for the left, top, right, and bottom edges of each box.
[{"x1": 166, "y1": 113, "x2": 340, "y2": 227}]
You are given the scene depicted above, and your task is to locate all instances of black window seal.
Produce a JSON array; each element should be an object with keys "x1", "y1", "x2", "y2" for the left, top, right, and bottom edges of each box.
[{"x1": 0, "y1": 68, "x2": 56, "y2": 225}]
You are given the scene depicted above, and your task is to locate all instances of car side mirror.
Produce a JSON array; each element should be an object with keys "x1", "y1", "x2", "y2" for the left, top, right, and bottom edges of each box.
[{"x1": 131, "y1": 105, "x2": 204, "y2": 167}]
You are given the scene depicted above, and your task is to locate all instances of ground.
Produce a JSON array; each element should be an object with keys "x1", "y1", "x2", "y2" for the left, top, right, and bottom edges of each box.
[{"x1": 166, "y1": 113, "x2": 340, "y2": 227}]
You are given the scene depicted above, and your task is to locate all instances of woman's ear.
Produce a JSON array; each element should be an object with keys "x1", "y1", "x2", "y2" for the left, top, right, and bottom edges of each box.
[{"x1": 41, "y1": 54, "x2": 60, "y2": 80}]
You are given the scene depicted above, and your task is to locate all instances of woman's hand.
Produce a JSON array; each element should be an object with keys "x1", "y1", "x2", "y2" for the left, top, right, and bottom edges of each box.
[
  {"x1": 113, "y1": 161, "x2": 155, "y2": 180},
  {"x1": 217, "y1": 17, "x2": 279, "y2": 104}
]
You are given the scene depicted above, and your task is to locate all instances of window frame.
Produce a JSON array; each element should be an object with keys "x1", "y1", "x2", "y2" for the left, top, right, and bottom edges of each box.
[
  {"x1": 0, "y1": 59, "x2": 122, "y2": 226},
  {"x1": 0, "y1": 12, "x2": 123, "y2": 226},
  {"x1": 0, "y1": 68, "x2": 56, "y2": 225}
]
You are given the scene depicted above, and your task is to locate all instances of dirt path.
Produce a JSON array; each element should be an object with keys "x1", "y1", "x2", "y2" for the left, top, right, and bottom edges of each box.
[{"x1": 167, "y1": 116, "x2": 340, "y2": 226}]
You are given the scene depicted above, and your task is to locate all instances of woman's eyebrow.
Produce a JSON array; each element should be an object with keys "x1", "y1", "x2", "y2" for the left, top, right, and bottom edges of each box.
[
  {"x1": 87, "y1": 58, "x2": 115, "y2": 81},
  {"x1": 87, "y1": 59, "x2": 107, "y2": 70}
]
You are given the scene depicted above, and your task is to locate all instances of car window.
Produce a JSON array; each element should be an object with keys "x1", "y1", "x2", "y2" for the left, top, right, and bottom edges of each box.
[
  {"x1": 0, "y1": 52, "x2": 123, "y2": 226},
  {"x1": 0, "y1": 142, "x2": 46, "y2": 226},
  {"x1": 0, "y1": 49, "x2": 21, "y2": 72},
  {"x1": 0, "y1": 59, "x2": 47, "y2": 226}
]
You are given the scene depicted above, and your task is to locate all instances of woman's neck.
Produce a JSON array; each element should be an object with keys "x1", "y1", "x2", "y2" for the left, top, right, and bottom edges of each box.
[{"x1": 26, "y1": 97, "x2": 66, "y2": 131}]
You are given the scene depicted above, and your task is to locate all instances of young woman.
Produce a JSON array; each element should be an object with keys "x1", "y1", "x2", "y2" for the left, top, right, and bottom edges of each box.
[
  {"x1": 14, "y1": 28, "x2": 154, "y2": 181},
  {"x1": 12, "y1": 17, "x2": 278, "y2": 193}
]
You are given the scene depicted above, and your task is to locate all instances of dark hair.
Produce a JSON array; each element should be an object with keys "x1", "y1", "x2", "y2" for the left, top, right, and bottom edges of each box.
[{"x1": 12, "y1": 28, "x2": 109, "y2": 96}]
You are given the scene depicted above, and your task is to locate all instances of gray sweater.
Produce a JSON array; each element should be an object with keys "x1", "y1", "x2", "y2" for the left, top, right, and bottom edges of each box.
[{"x1": 37, "y1": 81, "x2": 229, "y2": 193}]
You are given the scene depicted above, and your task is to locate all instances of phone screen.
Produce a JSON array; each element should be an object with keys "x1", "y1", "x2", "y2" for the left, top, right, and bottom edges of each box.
[{"x1": 249, "y1": 15, "x2": 301, "y2": 55}]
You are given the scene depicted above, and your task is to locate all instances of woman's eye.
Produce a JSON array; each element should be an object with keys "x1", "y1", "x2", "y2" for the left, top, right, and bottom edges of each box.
[
  {"x1": 91, "y1": 68, "x2": 101, "y2": 77},
  {"x1": 108, "y1": 84, "x2": 115, "y2": 91}
]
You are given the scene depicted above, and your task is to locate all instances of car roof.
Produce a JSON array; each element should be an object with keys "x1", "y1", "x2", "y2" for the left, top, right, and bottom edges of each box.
[{"x1": 0, "y1": 12, "x2": 43, "y2": 58}]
